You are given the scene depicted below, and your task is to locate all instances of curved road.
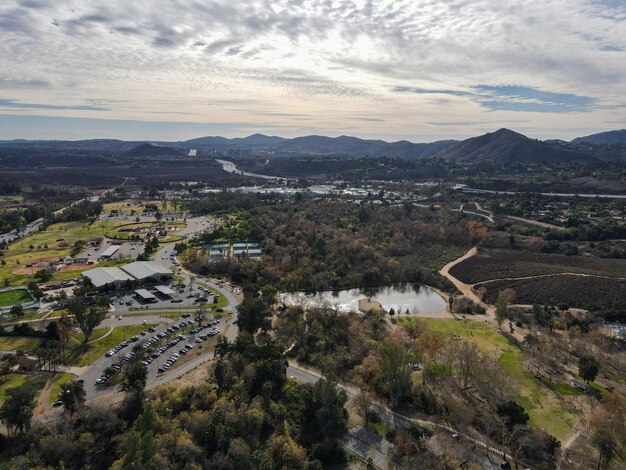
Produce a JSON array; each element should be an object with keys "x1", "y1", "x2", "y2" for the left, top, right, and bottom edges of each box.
[
  {"x1": 439, "y1": 246, "x2": 495, "y2": 318},
  {"x1": 286, "y1": 362, "x2": 525, "y2": 468}
]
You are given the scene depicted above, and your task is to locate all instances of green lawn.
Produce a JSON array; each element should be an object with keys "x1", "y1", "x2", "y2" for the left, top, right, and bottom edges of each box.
[
  {"x1": 0, "y1": 372, "x2": 47, "y2": 403},
  {"x1": 48, "y1": 372, "x2": 76, "y2": 405},
  {"x1": 0, "y1": 373, "x2": 28, "y2": 401},
  {"x1": 69, "y1": 326, "x2": 111, "y2": 345},
  {"x1": 0, "y1": 335, "x2": 44, "y2": 352},
  {"x1": 0, "y1": 288, "x2": 33, "y2": 307},
  {"x1": 546, "y1": 381, "x2": 583, "y2": 396},
  {"x1": 106, "y1": 221, "x2": 185, "y2": 242},
  {"x1": 0, "y1": 307, "x2": 41, "y2": 323},
  {"x1": 63, "y1": 324, "x2": 156, "y2": 366},
  {"x1": 397, "y1": 318, "x2": 579, "y2": 442},
  {"x1": 197, "y1": 282, "x2": 229, "y2": 308}
]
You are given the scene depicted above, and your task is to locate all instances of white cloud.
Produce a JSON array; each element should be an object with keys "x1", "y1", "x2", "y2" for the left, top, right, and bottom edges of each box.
[{"x1": 1, "y1": 0, "x2": 625, "y2": 140}]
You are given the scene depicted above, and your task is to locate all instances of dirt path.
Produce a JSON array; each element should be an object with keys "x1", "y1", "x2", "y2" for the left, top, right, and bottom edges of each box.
[
  {"x1": 505, "y1": 215, "x2": 566, "y2": 231},
  {"x1": 439, "y1": 246, "x2": 495, "y2": 318},
  {"x1": 34, "y1": 378, "x2": 54, "y2": 415},
  {"x1": 461, "y1": 201, "x2": 565, "y2": 232},
  {"x1": 69, "y1": 326, "x2": 114, "y2": 346},
  {"x1": 456, "y1": 203, "x2": 494, "y2": 223},
  {"x1": 474, "y1": 271, "x2": 626, "y2": 285}
]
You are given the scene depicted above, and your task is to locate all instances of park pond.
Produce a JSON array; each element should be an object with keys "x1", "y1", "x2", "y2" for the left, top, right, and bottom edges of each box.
[{"x1": 280, "y1": 284, "x2": 446, "y2": 314}]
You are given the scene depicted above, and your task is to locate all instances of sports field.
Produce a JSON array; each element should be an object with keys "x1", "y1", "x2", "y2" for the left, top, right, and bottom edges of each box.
[{"x1": 0, "y1": 288, "x2": 32, "y2": 307}]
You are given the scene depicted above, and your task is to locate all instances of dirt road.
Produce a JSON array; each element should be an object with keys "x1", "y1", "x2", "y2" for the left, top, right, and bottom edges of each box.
[{"x1": 439, "y1": 246, "x2": 495, "y2": 318}]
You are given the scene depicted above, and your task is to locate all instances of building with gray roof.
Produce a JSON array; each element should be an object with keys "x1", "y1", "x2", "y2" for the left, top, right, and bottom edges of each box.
[{"x1": 82, "y1": 261, "x2": 172, "y2": 290}]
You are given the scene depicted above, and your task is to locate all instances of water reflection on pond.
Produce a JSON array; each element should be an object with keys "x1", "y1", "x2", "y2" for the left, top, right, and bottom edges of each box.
[{"x1": 280, "y1": 284, "x2": 446, "y2": 314}]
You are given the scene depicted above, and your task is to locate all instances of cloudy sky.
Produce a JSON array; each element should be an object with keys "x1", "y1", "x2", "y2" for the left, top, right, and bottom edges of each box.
[{"x1": 1, "y1": 0, "x2": 625, "y2": 141}]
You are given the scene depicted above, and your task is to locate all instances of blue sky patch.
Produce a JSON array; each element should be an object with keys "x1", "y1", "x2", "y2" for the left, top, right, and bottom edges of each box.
[
  {"x1": 392, "y1": 86, "x2": 471, "y2": 97},
  {"x1": 474, "y1": 85, "x2": 594, "y2": 113},
  {"x1": 394, "y1": 84, "x2": 595, "y2": 113},
  {"x1": 0, "y1": 98, "x2": 107, "y2": 111}
]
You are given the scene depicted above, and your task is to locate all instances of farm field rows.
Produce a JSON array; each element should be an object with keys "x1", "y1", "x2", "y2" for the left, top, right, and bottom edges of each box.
[
  {"x1": 449, "y1": 248, "x2": 626, "y2": 283},
  {"x1": 478, "y1": 275, "x2": 626, "y2": 311}
]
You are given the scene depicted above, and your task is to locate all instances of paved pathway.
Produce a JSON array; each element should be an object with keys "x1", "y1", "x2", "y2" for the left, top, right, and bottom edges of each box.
[
  {"x1": 287, "y1": 362, "x2": 527, "y2": 468},
  {"x1": 343, "y1": 425, "x2": 393, "y2": 470}
]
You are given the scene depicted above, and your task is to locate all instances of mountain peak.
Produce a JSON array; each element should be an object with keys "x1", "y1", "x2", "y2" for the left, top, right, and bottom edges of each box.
[
  {"x1": 434, "y1": 128, "x2": 592, "y2": 164},
  {"x1": 572, "y1": 129, "x2": 626, "y2": 145},
  {"x1": 125, "y1": 142, "x2": 181, "y2": 157},
  {"x1": 491, "y1": 128, "x2": 526, "y2": 139}
]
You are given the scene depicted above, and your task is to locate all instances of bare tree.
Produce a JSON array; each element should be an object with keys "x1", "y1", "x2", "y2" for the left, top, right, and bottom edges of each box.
[
  {"x1": 353, "y1": 390, "x2": 375, "y2": 426},
  {"x1": 195, "y1": 304, "x2": 207, "y2": 328},
  {"x1": 451, "y1": 340, "x2": 480, "y2": 392}
]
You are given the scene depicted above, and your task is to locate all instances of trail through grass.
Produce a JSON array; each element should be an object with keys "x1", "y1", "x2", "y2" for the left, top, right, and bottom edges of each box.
[{"x1": 396, "y1": 318, "x2": 579, "y2": 442}]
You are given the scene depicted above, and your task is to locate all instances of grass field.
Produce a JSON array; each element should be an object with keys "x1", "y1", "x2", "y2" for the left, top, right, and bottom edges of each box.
[
  {"x1": 0, "y1": 335, "x2": 44, "y2": 352},
  {"x1": 69, "y1": 326, "x2": 111, "y2": 345},
  {"x1": 0, "y1": 373, "x2": 28, "y2": 401},
  {"x1": 1, "y1": 308, "x2": 48, "y2": 324},
  {"x1": 396, "y1": 318, "x2": 579, "y2": 442},
  {"x1": 0, "y1": 372, "x2": 47, "y2": 403},
  {"x1": 63, "y1": 324, "x2": 156, "y2": 366},
  {"x1": 0, "y1": 288, "x2": 33, "y2": 307},
  {"x1": 197, "y1": 282, "x2": 229, "y2": 308},
  {"x1": 47, "y1": 372, "x2": 76, "y2": 405},
  {"x1": 102, "y1": 200, "x2": 169, "y2": 216},
  {"x1": 1, "y1": 219, "x2": 117, "y2": 286},
  {"x1": 106, "y1": 221, "x2": 185, "y2": 242}
]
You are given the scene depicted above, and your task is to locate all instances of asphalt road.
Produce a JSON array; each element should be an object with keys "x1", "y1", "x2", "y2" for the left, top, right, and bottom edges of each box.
[
  {"x1": 77, "y1": 215, "x2": 241, "y2": 401},
  {"x1": 286, "y1": 363, "x2": 522, "y2": 468}
]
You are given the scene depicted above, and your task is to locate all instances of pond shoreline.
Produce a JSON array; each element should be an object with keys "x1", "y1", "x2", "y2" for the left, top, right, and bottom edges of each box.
[{"x1": 280, "y1": 283, "x2": 449, "y2": 316}]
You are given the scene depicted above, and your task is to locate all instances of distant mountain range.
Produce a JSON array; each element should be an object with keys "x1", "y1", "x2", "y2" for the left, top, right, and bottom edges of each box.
[
  {"x1": 571, "y1": 129, "x2": 626, "y2": 145},
  {"x1": 181, "y1": 133, "x2": 456, "y2": 159},
  {"x1": 2, "y1": 128, "x2": 626, "y2": 163}
]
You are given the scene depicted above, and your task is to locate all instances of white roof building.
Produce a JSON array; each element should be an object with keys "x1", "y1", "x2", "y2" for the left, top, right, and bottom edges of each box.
[
  {"x1": 81, "y1": 267, "x2": 135, "y2": 288},
  {"x1": 99, "y1": 245, "x2": 121, "y2": 259},
  {"x1": 121, "y1": 261, "x2": 172, "y2": 280},
  {"x1": 82, "y1": 261, "x2": 172, "y2": 288},
  {"x1": 154, "y1": 285, "x2": 175, "y2": 296},
  {"x1": 135, "y1": 288, "x2": 157, "y2": 301}
]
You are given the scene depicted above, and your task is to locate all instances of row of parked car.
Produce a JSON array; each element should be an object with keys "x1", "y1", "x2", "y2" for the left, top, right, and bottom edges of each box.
[
  {"x1": 157, "y1": 347, "x2": 190, "y2": 373},
  {"x1": 97, "y1": 326, "x2": 169, "y2": 385},
  {"x1": 154, "y1": 321, "x2": 222, "y2": 373},
  {"x1": 190, "y1": 319, "x2": 221, "y2": 335},
  {"x1": 96, "y1": 317, "x2": 225, "y2": 385},
  {"x1": 105, "y1": 334, "x2": 143, "y2": 358},
  {"x1": 193, "y1": 326, "x2": 221, "y2": 343},
  {"x1": 146, "y1": 335, "x2": 188, "y2": 363},
  {"x1": 96, "y1": 349, "x2": 138, "y2": 385}
]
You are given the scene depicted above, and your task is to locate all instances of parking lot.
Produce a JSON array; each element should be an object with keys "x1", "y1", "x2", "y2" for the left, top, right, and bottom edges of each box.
[
  {"x1": 83, "y1": 315, "x2": 223, "y2": 400},
  {"x1": 108, "y1": 281, "x2": 220, "y2": 314},
  {"x1": 78, "y1": 241, "x2": 146, "y2": 263}
]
